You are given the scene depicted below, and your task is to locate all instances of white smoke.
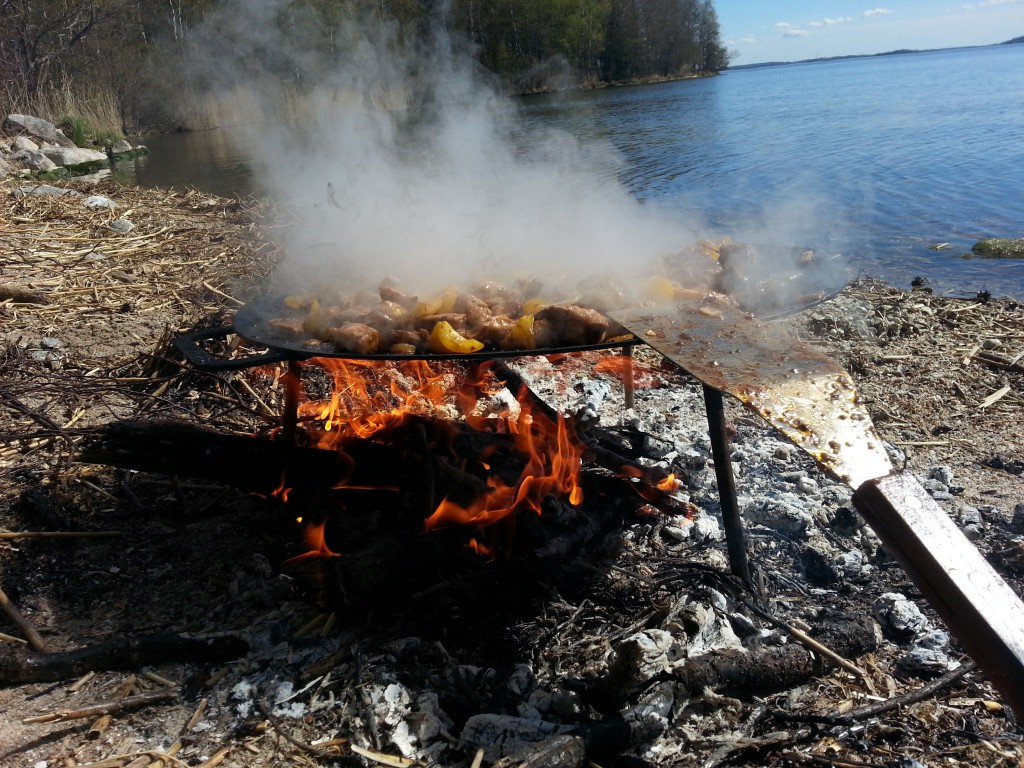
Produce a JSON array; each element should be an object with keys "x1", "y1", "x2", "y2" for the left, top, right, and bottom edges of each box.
[{"x1": 181, "y1": 0, "x2": 702, "y2": 299}]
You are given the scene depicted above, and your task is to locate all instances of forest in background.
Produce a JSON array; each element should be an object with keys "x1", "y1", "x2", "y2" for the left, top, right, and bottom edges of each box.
[{"x1": 0, "y1": 0, "x2": 728, "y2": 138}]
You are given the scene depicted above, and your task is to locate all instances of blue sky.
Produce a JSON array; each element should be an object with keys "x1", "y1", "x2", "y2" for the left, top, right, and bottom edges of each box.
[{"x1": 718, "y1": 1, "x2": 1024, "y2": 64}]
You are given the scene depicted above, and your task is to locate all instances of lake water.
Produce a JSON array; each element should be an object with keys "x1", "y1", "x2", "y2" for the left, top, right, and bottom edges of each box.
[{"x1": 113, "y1": 44, "x2": 1024, "y2": 298}]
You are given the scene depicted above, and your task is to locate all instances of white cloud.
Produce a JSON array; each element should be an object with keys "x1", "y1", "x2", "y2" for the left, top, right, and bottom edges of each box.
[
  {"x1": 863, "y1": 8, "x2": 894, "y2": 17},
  {"x1": 775, "y1": 21, "x2": 809, "y2": 37},
  {"x1": 808, "y1": 16, "x2": 852, "y2": 27},
  {"x1": 963, "y1": 0, "x2": 1021, "y2": 8},
  {"x1": 740, "y1": 36, "x2": 758, "y2": 44}
]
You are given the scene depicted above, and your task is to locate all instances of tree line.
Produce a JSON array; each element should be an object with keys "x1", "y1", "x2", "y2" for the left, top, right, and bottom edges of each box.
[{"x1": 0, "y1": 0, "x2": 729, "y2": 135}]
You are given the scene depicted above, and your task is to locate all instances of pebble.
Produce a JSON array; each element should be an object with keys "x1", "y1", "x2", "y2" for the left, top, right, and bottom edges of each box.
[
  {"x1": 1011, "y1": 503, "x2": 1024, "y2": 533},
  {"x1": 107, "y1": 218, "x2": 135, "y2": 232},
  {"x1": 898, "y1": 647, "x2": 954, "y2": 675},
  {"x1": 84, "y1": 194, "x2": 117, "y2": 208},
  {"x1": 957, "y1": 505, "x2": 984, "y2": 540},
  {"x1": 872, "y1": 593, "x2": 930, "y2": 639}
]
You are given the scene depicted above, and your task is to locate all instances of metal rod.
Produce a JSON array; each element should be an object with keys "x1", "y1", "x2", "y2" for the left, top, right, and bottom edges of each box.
[
  {"x1": 702, "y1": 384, "x2": 752, "y2": 587},
  {"x1": 620, "y1": 344, "x2": 635, "y2": 410},
  {"x1": 277, "y1": 360, "x2": 302, "y2": 497}
]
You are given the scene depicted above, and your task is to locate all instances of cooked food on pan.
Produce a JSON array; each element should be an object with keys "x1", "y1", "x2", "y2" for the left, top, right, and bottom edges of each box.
[{"x1": 262, "y1": 240, "x2": 836, "y2": 355}]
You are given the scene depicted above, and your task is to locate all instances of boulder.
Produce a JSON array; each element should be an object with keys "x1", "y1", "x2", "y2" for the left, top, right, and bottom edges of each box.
[
  {"x1": 10, "y1": 148, "x2": 57, "y2": 172},
  {"x1": 41, "y1": 146, "x2": 109, "y2": 167},
  {"x1": 3, "y1": 113, "x2": 76, "y2": 148},
  {"x1": 0, "y1": 156, "x2": 11, "y2": 179},
  {"x1": 971, "y1": 238, "x2": 1024, "y2": 259},
  {"x1": 111, "y1": 139, "x2": 133, "y2": 154}
]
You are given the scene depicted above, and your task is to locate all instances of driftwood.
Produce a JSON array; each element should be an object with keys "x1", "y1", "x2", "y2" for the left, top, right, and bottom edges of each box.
[{"x1": 0, "y1": 632, "x2": 249, "y2": 684}]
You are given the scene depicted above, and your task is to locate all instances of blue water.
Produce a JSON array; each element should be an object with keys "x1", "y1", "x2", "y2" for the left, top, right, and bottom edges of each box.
[
  {"x1": 520, "y1": 45, "x2": 1024, "y2": 298},
  {"x1": 117, "y1": 45, "x2": 1024, "y2": 298}
]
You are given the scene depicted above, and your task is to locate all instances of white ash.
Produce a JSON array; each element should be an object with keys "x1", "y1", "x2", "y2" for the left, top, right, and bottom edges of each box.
[
  {"x1": 872, "y1": 593, "x2": 931, "y2": 639},
  {"x1": 461, "y1": 714, "x2": 572, "y2": 762}
]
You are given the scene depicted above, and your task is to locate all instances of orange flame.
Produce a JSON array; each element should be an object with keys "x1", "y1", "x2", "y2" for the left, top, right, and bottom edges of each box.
[
  {"x1": 287, "y1": 357, "x2": 586, "y2": 559},
  {"x1": 426, "y1": 394, "x2": 584, "y2": 533},
  {"x1": 283, "y1": 519, "x2": 340, "y2": 565}
]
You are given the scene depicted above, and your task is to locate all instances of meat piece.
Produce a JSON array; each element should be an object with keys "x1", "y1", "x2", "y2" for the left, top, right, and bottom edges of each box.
[
  {"x1": 325, "y1": 323, "x2": 380, "y2": 355},
  {"x1": 470, "y1": 315, "x2": 515, "y2": 347},
  {"x1": 268, "y1": 316, "x2": 305, "y2": 335},
  {"x1": 416, "y1": 313, "x2": 468, "y2": 333},
  {"x1": 459, "y1": 294, "x2": 495, "y2": 327},
  {"x1": 535, "y1": 304, "x2": 610, "y2": 346},
  {"x1": 365, "y1": 301, "x2": 409, "y2": 329},
  {"x1": 379, "y1": 278, "x2": 416, "y2": 308},
  {"x1": 472, "y1": 282, "x2": 524, "y2": 316},
  {"x1": 384, "y1": 328, "x2": 428, "y2": 351}
]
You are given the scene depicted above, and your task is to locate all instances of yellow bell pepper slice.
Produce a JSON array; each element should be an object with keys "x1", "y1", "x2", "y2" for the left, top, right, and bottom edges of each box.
[
  {"x1": 521, "y1": 298, "x2": 547, "y2": 315},
  {"x1": 428, "y1": 321, "x2": 484, "y2": 354},
  {"x1": 506, "y1": 314, "x2": 536, "y2": 350},
  {"x1": 415, "y1": 288, "x2": 459, "y2": 318}
]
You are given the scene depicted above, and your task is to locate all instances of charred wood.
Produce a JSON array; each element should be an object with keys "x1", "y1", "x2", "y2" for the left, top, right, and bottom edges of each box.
[
  {"x1": 672, "y1": 615, "x2": 879, "y2": 695},
  {"x1": 0, "y1": 632, "x2": 249, "y2": 685},
  {"x1": 78, "y1": 420, "x2": 398, "y2": 494}
]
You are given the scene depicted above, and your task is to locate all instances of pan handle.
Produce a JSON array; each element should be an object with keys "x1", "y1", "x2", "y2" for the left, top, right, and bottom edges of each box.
[
  {"x1": 173, "y1": 325, "x2": 293, "y2": 372},
  {"x1": 853, "y1": 473, "x2": 1024, "y2": 719}
]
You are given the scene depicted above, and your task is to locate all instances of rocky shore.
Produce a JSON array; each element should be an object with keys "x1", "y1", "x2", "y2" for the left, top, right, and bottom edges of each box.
[
  {"x1": 1, "y1": 179, "x2": 1022, "y2": 767},
  {"x1": 0, "y1": 114, "x2": 146, "y2": 181}
]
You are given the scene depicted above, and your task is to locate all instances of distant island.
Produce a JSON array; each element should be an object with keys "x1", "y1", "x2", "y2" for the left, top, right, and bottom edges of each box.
[{"x1": 728, "y1": 35, "x2": 1024, "y2": 71}]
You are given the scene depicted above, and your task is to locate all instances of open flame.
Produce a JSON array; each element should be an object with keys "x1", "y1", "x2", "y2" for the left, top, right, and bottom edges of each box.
[
  {"x1": 284, "y1": 358, "x2": 585, "y2": 559},
  {"x1": 425, "y1": 392, "x2": 584, "y2": 530}
]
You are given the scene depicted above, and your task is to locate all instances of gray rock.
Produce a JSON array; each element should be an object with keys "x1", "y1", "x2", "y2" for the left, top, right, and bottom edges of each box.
[
  {"x1": 957, "y1": 505, "x2": 984, "y2": 540},
  {"x1": 84, "y1": 195, "x2": 117, "y2": 209},
  {"x1": 972, "y1": 238, "x2": 1024, "y2": 259},
  {"x1": 0, "y1": 156, "x2": 11, "y2": 179},
  {"x1": 898, "y1": 646, "x2": 954, "y2": 675},
  {"x1": 111, "y1": 139, "x2": 133, "y2": 153},
  {"x1": 745, "y1": 497, "x2": 814, "y2": 538},
  {"x1": 1011, "y1": 503, "x2": 1024, "y2": 533},
  {"x1": 41, "y1": 146, "x2": 108, "y2": 167},
  {"x1": 3, "y1": 113, "x2": 76, "y2": 147},
  {"x1": 10, "y1": 148, "x2": 57, "y2": 172},
  {"x1": 12, "y1": 135, "x2": 38, "y2": 151},
  {"x1": 107, "y1": 219, "x2": 135, "y2": 232},
  {"x1": 11, "y1": 184, "x2": 82, "y2": 198}
]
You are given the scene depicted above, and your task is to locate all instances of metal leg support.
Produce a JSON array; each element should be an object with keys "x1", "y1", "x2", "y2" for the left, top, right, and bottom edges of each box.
[
  {"x1": 702, "y1": 384, "x2": 752, "y2": 587},
  {"x1": 620, "y1": 344, "x2": 635, "y2": 410}
]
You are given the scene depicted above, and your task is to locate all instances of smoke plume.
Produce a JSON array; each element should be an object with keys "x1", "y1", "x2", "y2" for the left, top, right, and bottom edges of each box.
[{"x1": 181, "y1": 0, "x2": 702, "y2": 299}]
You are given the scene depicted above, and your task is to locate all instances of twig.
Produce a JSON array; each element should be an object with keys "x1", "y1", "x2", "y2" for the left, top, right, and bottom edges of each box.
[
  {"x1": 202, "y1": 281, "x2": 244, "y2": 305},
  {"x1": 0, "y1": 585, "x2": 49, "y2": 652},
  {"x1": 254, "y1": 692, "x2": 333, "y2": 757},
  {"x1": 773, "y1": 659, "x2": 976, "y2": 726},
  {"x1": 23, "y1": 688, "x2": 178, "y2": 723},
  {"x1": 349, "y1": 744, "x2": 421, "y2": 768}
]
